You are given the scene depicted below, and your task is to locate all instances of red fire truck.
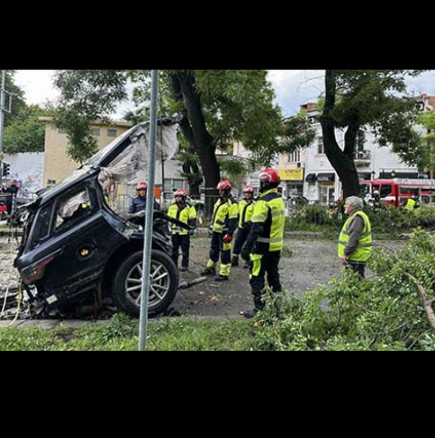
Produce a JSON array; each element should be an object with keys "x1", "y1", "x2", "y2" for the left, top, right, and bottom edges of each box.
[{"x1": 361, "y1": 178, "x2": 435, "y2": 208}]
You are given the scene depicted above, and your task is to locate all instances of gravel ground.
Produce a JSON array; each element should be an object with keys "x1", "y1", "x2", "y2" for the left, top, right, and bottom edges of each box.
[
  {"x1": 173, "y1": 235, "x2": 406, "y2": 317},
  {"x1": 0, "y1": 237, "x2": 20, "y2": 293},
  {"x1": 0, "y1": 234, "x2": 406, "y2": 319}
]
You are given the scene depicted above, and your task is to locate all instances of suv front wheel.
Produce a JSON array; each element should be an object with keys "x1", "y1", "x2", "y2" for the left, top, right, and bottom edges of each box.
[{"x1": 112, "y1": 250, "x2": 179, "y2": 317}]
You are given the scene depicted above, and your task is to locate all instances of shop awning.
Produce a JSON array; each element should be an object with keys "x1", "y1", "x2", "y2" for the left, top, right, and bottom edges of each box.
[
  {"x1": 317, "y1": 173, "x2": 335, "y2": 182},
  {"x1": 305, "y1": 173, "x2": 317, "y2": 182}
]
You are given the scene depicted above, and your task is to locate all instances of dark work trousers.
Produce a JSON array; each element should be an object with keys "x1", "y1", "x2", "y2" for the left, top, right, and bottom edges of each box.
[
  {"x1": 233, "y1": 227, "x2": 249, "y2": 256},
  {"x1": 171, "y1": 234, "x2": 190, "y2": 269},
  {"x1": 209, "y1": 232, "x2": 231, "y2": 267},
  {"x1": 249, "y1": 251, "x2": 282, "y2": 309},
  {"x1": 347, "y1": 262, "x2": 366, "y2": 278}
]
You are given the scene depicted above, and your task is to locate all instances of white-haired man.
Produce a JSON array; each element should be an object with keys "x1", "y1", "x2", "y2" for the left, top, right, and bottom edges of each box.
[{"x1": 338, "y1": 196, "x2": 373, "y2": 277}]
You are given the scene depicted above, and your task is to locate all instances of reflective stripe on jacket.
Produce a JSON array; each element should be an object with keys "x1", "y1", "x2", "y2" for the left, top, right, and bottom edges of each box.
[
  {"x1": 251, "y1": 189, "x2": 285, "y2": 252},
  {"x1": 238, "y1": 199, "x2": 255, "y2": 228},
  {"x1": 167, "y1": 203, "x2": 197, "y2": 235},
  {"x1": 211, "y1": 197, "x2": 238, "y2": 234},
  {"x1": 338, "y1": 210, "x2": 373, "y2": 262}
]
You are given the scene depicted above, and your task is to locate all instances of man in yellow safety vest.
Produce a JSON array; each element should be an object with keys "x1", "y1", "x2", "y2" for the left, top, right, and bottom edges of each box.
[
  {"x1": 240, "y1": 169, "x2": 286, "y2": 318},
  {"x1": 167, "y1": 188, "x2": 197, "y2": 272},
  {"x1": 231, "y1": 184, "x2": 255, "y2": 268},
  {"x1": 201, "y1": 180, "x2": 238, "y2": 281},
  {"x1": 338, "y1": 196, "x2": 373, "y2": 278}
]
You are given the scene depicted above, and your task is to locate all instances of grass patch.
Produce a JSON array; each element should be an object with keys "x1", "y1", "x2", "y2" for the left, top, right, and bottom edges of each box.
[{"x1": 0, "y1": 314, "x2": 255, "y2": 351}]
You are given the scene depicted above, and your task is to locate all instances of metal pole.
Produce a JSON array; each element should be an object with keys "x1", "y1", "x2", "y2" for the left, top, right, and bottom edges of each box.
[
  {"x1": 161, "y1": 134, "x2": 165, "y2": 206},
  {"x1": 0, "y1": 70, "x2": 6, "y2": 187},
  {"x1": 138, "y1": 70, "x2": 159, "y2": 351}
]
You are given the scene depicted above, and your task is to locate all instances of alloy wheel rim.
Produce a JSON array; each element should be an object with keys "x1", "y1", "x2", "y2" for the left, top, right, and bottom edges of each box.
[{"x1": 124, "y1": 260, "x2": 170, "y2": 308}]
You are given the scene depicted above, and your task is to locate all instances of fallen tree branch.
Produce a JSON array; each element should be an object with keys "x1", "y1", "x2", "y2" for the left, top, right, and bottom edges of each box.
[{"x1": 404, "y1": 272, "x2": 435, "y2": 332}]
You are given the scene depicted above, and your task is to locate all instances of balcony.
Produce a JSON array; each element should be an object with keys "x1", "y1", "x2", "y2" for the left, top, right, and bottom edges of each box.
[{"x1": 354, "y1": 150, "x2": 371, "y2": 167}]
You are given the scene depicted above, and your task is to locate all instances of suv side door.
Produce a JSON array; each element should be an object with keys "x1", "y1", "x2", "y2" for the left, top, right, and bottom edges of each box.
[{"x1": 37, "y1": 180, "x2": 129, "y2": 297}]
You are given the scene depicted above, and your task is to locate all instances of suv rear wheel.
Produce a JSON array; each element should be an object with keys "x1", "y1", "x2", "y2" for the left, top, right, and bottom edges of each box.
[{"x1": 112, "y1": 250, "x2": 178, "y2": 317}]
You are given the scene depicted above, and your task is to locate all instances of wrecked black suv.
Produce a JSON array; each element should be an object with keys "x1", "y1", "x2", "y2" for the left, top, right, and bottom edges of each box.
[{"x1": 14, "y1": 117, "x2": 186, "y2": 318}]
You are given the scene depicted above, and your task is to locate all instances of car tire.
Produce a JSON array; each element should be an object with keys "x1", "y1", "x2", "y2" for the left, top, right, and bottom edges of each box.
[{"x1": 112, "y1": 249, "x2": 179, "y2": 317}]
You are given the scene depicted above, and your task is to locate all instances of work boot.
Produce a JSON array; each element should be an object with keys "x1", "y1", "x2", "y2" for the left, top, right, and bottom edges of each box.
[
  {"x1": 240, "y1": 308, "x2": 259, "y2": 319},
  {"x1": 231, "y1": 256, "x2": 239, "y2": 267},
  {"x1": 180, "y1": 266, "x2": 188, "y2": 272},
  {"x1": 214, "y1": 275, "x2": 229, "y2": 282},
  {"x1": 200, "y1": 267, "x2": 216, "y2": 276}
]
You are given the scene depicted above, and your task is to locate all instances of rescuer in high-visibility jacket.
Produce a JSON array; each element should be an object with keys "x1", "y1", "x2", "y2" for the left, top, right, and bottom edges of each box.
[
  {"x1": 167, "y1": 188, "x2": 197, "y2": 272},
  {"x1": 201, "y1": 180, "x2": 238, "y2": 281},
  {"x1": 404, "y1": 196, "x2": 419, "y2": 212},
  {"x1": 338, "y1": 196, "x2": 373, "y2": 278},
  {"x1": 240, "y1": 169, "x2": 286, "y2": 318},
  {"x1": 231, "y1": 184, "x2": 255, "y2": 268}
]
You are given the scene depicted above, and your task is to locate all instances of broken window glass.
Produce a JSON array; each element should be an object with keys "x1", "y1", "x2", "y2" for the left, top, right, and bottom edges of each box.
[{"x1": 55, "y1": 189, "x2": 91, "y2": 232}]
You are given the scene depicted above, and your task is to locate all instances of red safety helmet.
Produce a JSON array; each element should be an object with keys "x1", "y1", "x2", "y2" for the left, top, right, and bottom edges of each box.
[
  {"x1": 243, "y1": 185, "x2": 254, "y2": 193},
  {"x1": 174, "y1": 188, "x2": 187, "y2": 197},
  {"x1": 259, "y1": 168, "x2": 280, "y2": 184},
  {"x1": 136, "y1": 181, "x2": 147, "y2": 190},
  {"x1": 217, "y1": 180, "x2": 232, "y2": 191}
]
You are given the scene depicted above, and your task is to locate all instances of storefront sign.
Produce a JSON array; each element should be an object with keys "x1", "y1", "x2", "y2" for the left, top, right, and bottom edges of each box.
[{"x1": 279, "y1": 168, "x2": 304, "y2": 181}]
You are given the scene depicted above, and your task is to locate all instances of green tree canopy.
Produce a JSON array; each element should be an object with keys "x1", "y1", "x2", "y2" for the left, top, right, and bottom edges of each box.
[
  {"x1": 2, "y1": 105, "x2": 54, "y2": 154},
  {"x1": 2, "y1": 71, "x2": 27, "y2": 128},
  {"x1": 320, "y1": 70, "x2": 425, "y2": 198},
  {"x1": 53, "y1": 70, "x2": 285, "y2": 208},
  {"x1": 414, "y1": 111, "x2": 435, "y2": 174},
  {"x1": 1, "y1": 71, "x2": 53, "y2": 154}
]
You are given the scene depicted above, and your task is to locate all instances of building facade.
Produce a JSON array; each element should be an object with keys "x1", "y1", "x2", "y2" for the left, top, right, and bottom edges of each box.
[
  {"x1": 277, "y1": 97, "x2": 434, "y2": 203},
  {"x1": 40, "y1": 117, "x2": 187, "y2": 194},
  {"x1": 41, "y1": 117, "x2": 134, "y2": 187}
]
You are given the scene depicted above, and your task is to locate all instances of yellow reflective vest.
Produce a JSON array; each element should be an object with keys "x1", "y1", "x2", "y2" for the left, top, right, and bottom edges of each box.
[
  {"x1": 211, "y1": 197, "x2": 238, "y2": 234},
  {"x1": 238, "y1": 199, "x2": 255, "y2": 228},
  {"x1": 338, "y1": 210, "x2": 372, "y2": 262},
  {"x1": 167, "y1": 203, "x2": 197, "y2": 235},
  {"x1": 404, "y1": 198, "x2": 416, "y2": 212},
  {"x1": 251, "y1": 189, "x2": 285, "y2": 253}
]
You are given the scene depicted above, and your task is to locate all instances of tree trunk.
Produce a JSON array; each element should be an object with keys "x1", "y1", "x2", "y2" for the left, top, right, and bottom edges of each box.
[
  {"x1": 175, "y1": 71, "x2": 221, "y2": 215},
  {"x1": 177, "y1": 116, "x2": 202, "y2": 197},
  {"x1": 320, "y1": 70, "x2": 361, "y2": 199},
  {"x1": 182, "y1": 159, "x2": 201, "y2": 197}
]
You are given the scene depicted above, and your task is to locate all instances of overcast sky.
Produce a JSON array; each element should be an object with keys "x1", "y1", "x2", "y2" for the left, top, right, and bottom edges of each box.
[{"x1": 13, "y1": 69, "x2": 435, "y2": 119}]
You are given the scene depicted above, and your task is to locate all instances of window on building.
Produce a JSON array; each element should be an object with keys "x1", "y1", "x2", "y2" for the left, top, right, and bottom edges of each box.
[
  {"x1": 107, "y1": 129, "x2": 117, "y2": 137},
  {"x1": 91, "y1": 128, "x2": 101, "y2": 136},
  {"x1": 317, "y1": 137, "x2": 324, "y2": 154},
  {"x1": 356, "y1": 130, "x2": 365, "y2": 151},
  {"x1": 288, "y1": 149, "x2": 301, "y2": 163},
  {"x1": 164, "y1": 179, "x2": 185, "y2": 192}
]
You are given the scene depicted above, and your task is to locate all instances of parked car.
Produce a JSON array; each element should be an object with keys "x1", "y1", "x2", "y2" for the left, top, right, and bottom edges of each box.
[{"x1": 14, "y1": 118, "x2": 192, "y2": 318}]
